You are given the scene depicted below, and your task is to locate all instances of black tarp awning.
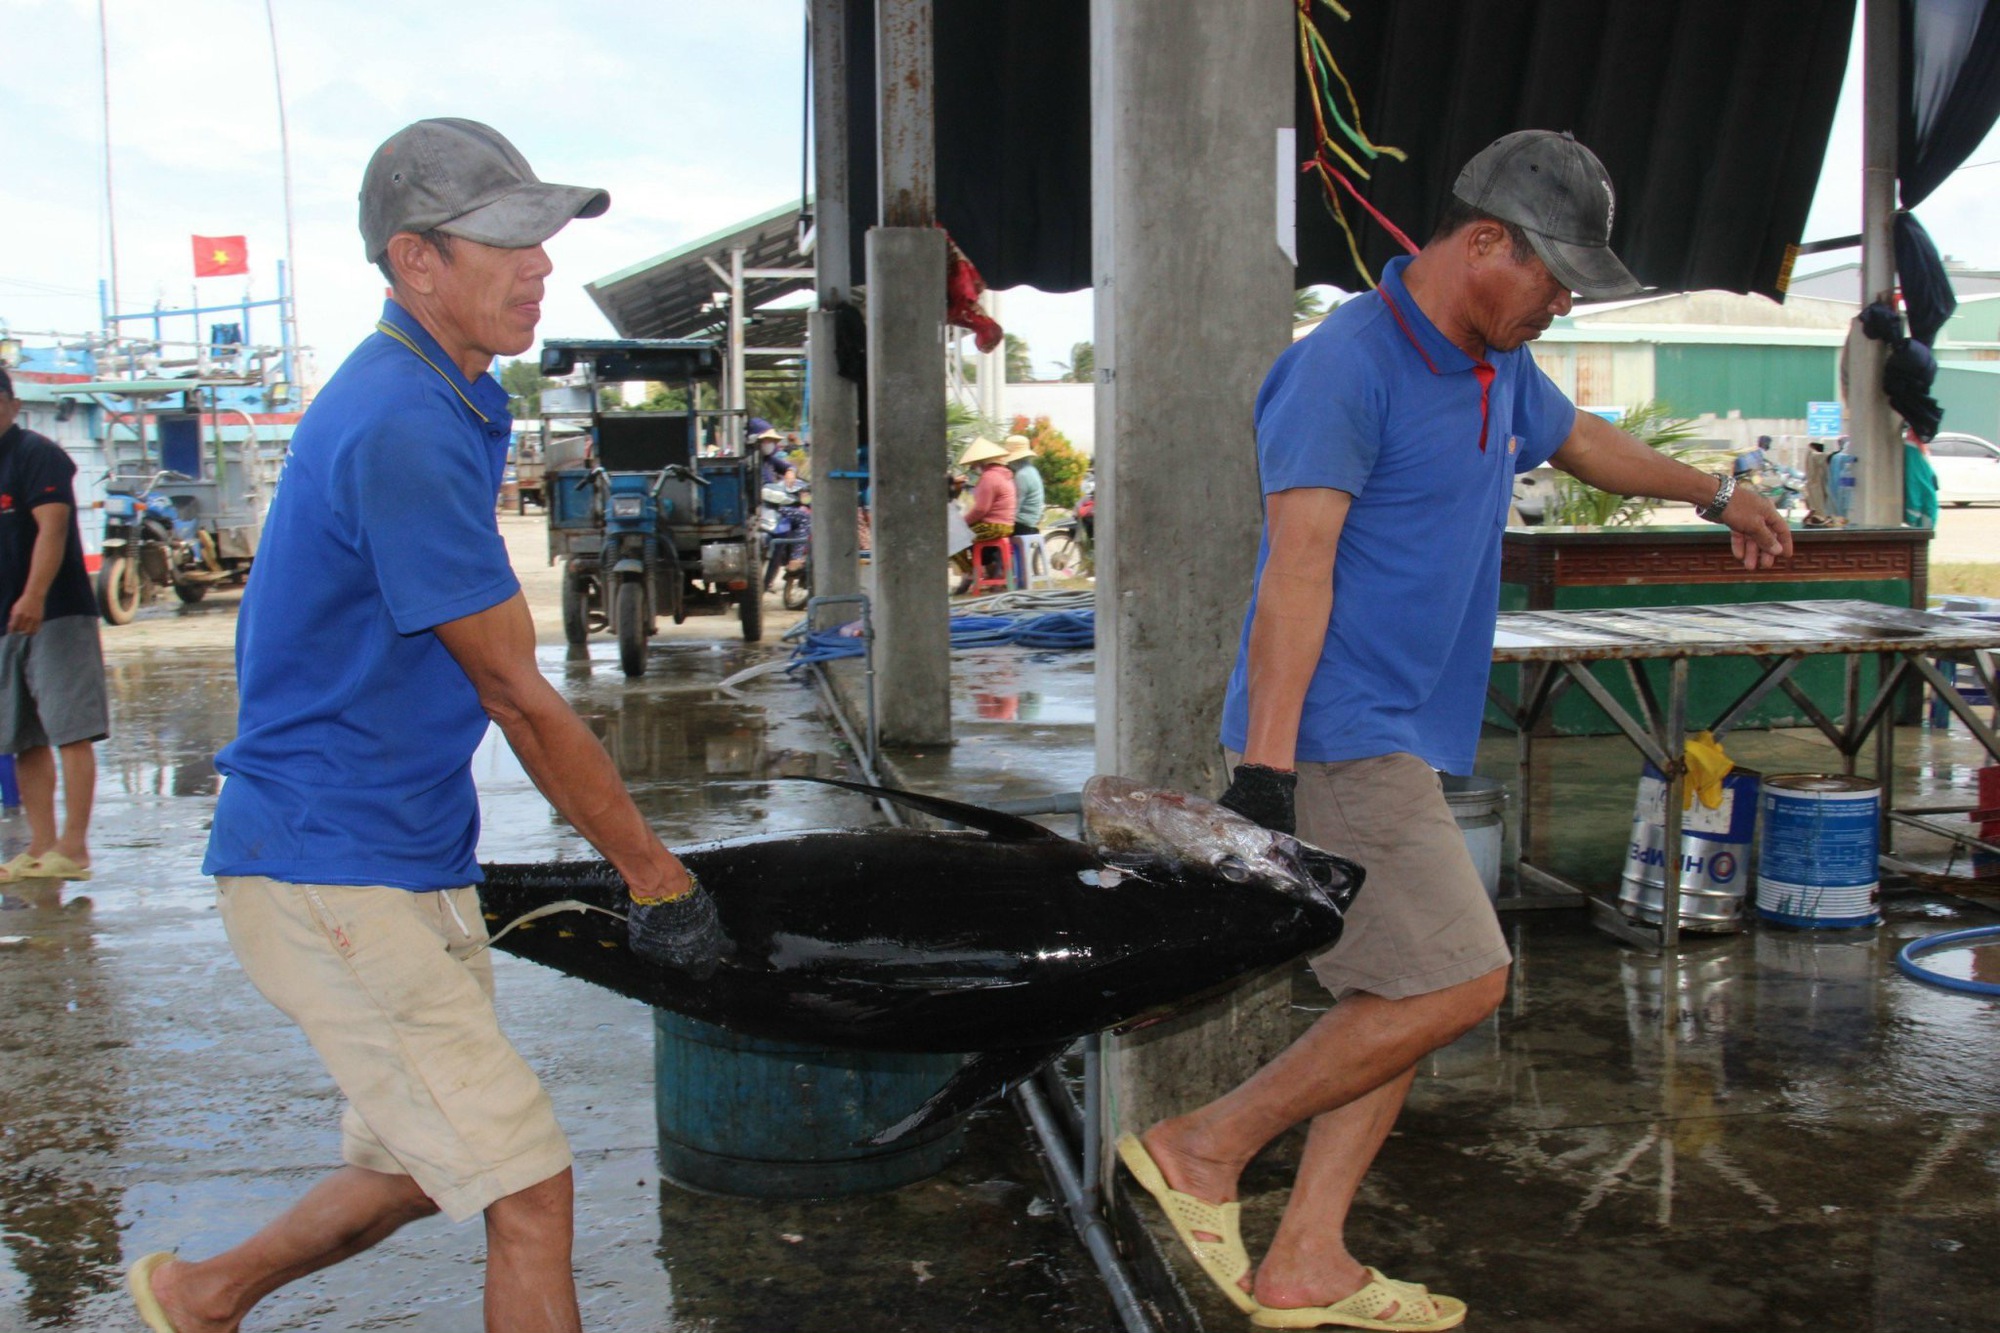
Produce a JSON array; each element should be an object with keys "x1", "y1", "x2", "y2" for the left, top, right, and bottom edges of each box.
[{"x1": 842, "y1": 0, "x2": 1856, "y2": 300}]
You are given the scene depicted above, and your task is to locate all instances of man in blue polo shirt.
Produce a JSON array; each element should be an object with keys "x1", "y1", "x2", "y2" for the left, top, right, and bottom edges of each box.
[
  {"x1": 131, "y1": 120, "x2": 719, "y2": 1333},
  {"x1": 1120, "y1": 132, "x2": 1791, "y2": 1329}
]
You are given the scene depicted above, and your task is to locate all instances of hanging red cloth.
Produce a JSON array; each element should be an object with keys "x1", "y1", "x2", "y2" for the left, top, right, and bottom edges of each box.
[{"x1": 943, "y1": 232, "x2": 1005, "y2": 353}]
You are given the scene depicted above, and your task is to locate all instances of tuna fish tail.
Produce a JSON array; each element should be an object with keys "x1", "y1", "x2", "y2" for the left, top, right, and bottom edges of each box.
[{"x1": 865, "y1": 1043, "x2": 1068, "y2": 1146}]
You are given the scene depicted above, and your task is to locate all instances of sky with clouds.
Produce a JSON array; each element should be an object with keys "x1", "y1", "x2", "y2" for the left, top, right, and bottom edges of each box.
[{"x1": 4, "y1": 1, "x2": 1999, "y2": 390}]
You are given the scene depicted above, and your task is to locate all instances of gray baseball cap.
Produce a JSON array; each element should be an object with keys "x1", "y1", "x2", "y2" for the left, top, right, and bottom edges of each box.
[
  {"x1": 1452, "y1": 130, "x2": 1646, "y2": 300},
  {"x1": 360, "y1": 118, "x2": 610, "y2": 264}
]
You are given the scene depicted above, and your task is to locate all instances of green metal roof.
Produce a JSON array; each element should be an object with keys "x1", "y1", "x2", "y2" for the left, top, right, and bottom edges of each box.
[{"x1": 584, "y1": 200, "x2": 813, "y2": 341}]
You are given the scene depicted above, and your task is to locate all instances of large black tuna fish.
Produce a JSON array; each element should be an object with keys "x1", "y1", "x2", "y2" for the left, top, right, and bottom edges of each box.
[{"x1": 478, "y1": 775, "x2": 1361, "y2": 1141}]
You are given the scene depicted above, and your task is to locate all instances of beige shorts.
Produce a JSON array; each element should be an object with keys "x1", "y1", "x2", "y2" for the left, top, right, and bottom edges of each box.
[
  {"x1": 217, "y1": 876, "x2": 572, "y2": 1222},
  {"x1": 1231, "y1": 751, "x2": 1510, "y2": 1000}
]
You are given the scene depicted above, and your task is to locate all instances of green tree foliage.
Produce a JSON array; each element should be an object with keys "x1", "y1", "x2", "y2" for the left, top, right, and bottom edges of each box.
[
  {"x1": 1545, "y1": 400, "x2": 1711, "y2": 526},
  {"x1": 1294, "y1": 288, "x2": 1330, "y2": 322},
  {"x1": 1060, "y1": 341, "x2": 1094, "y2": 383},
  {"x1": 946, "y1": 400, "x2": 1005, "y2": 462},
  {"x1": 1009, "y1": 414, "x2": 1089, "y2": 509},
  {"x1": 1004, "y1": 333, "x2": 1033, "y2": 383},
  {"x1": 498, "y1": 359, "x2": 550, "y2": 416}
]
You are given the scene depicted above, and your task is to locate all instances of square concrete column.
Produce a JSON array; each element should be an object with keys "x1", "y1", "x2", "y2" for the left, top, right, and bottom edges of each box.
[
  {"x1": 807, "y1": 310, "x2": 861, "y2": 602},
  {"x1": 866, "y1": 226, "x2": 953, "y2": 747},
  {"x1": 1092, "y1": 0, "x2": 1297, "y2": 1135}
]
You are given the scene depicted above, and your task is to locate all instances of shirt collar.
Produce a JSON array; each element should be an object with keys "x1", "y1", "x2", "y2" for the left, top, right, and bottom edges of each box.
[
  {"x1": 1376, "y1": 256, "x2": 1484, "y2": 376},
  {"x1": 375, "y1": 300, "x2": 512, "y2": 427}
]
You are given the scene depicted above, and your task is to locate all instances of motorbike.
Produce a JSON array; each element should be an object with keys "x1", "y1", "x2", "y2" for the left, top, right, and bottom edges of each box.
[
  {"x1": 96, "y1": 470, "x2": 209, "y2": 625},
  {"x1": 758, "y1": 482, "x2": 813, "y2": 611}
]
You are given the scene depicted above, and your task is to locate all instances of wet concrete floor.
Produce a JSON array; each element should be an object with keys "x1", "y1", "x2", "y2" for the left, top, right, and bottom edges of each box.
[
  {"x1": 0, "y1": 626, "x2": 1111, "y2": 1331},
  {"x1": 867, "y1": 644, "x2": 2000, "y2": 1332}
]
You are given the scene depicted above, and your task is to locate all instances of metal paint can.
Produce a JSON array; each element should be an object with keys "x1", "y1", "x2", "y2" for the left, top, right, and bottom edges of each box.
[
  {"x1": 1442, "y1": 774, "x2": 1507, "y2": 902},
  {"x1": 1617, "y1": 761, "x2": 1759, "y2": 932},
  {"x1": 1756, "y1": 774, "x2": 1882, "y2": 929}
]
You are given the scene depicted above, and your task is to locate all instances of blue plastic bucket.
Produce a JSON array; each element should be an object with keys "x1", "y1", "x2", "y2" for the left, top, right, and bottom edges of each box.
[
  {"x1": 652, "y1": 1010, "x2": 967, "y2": 1198},
  {"x1": 1755, "y1": 774, "x2": 1881, "y2": 928},
  {"x1": 1618, "y1": 762, "x2": 1759, "y2": 932}
]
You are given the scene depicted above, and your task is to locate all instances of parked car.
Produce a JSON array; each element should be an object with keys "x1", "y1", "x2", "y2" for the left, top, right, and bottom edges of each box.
[{"x1": 1929, "y1": 432, "x2": 2000, "y2": 506}]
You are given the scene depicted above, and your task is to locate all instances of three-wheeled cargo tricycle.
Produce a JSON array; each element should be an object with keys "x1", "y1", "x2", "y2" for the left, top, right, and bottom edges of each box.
[{"x1": 538, "y1": 339, "x2": 763, "y2": 675}]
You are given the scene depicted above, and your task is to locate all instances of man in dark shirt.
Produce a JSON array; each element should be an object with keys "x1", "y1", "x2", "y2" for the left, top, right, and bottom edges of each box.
[{"x1": 0, "y1": 366, "x2": 108, "y2": 883}]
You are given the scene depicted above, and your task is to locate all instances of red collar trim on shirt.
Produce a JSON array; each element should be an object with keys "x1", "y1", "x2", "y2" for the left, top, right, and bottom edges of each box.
[{"x1": 1376, "y1": 287, "x2": 1497, "y2": 453}]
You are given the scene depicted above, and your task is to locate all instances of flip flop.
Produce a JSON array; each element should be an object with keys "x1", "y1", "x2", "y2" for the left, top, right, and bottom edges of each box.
[
  {"x1": 1249, "y1": 1267, "x2": 1466, "y2": 1330},
  {"x1": 26, "y1": 851, "x2": 91, "y2": 882},
  {"x1": 126, "y1": 1252, "x2": 184, "y2": 1333},
  {"x1": 1115, "y1": 1133, "x2": 1260, "y2": 1314},
  {"x1": 0, "y1": 853, "x2": 40, "y2": 884}
]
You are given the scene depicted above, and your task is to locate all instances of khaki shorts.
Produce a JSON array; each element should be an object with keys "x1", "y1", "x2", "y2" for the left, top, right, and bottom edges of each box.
[
  {"x1": 1231, "y1": 751, "x2": 1510, "y2": 1001},
  {"x1": 217, "y1": 876, "x2": 572, "y2": 1222}
]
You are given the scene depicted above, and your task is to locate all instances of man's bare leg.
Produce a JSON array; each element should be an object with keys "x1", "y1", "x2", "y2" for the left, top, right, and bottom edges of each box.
[
  {"x1": 484, "y1": 1168, "x2": 580, "y2": 1333},
  {"x1": 1252, "y1": 1067, "x2": 1415, "y2": 1310},
  {"x1": 52, "y1": 738, "x2": 94, "y2": 866},
  {"x1": 14, "y1": 744, "x2": 56, "y2": 859},
  {"x1": 1140, "y1": 966, "x2": 1507, "y2": 1303},
  {"x1": 145, "y1": 1166, "x2": 439, "y2": 1333}
]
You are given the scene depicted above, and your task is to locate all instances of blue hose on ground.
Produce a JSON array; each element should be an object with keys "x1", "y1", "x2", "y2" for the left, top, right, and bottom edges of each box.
[
  {"x1": 785, "y1": 610, "x2": 1096, "y2": 674},
  {"x1": 1894, "y1": 924, "x2": 2000, "y2": 997}
]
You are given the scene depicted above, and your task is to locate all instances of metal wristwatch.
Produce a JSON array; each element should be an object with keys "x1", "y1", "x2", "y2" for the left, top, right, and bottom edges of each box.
[{"x1": 1698, "y1": 474, "x2": 1737, "y2": 523}]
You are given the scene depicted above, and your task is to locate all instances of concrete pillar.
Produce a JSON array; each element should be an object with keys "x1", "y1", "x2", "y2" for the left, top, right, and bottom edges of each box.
[
  {"x1": 809, "y1": 0, "x2": 860, "y2": 602},
  {"x1": 866, "y1": 228, "x2": 952, "y2": 746},
  {"x1": 1092, "y1": 0, "x2": 1296, "y2": 1135},
  {"x1": 867, "y1": 0, "x2": 952, "y2": 747},
  {"x1": 1850, "y1": 0, "x2": 1902, "y2": 526}
]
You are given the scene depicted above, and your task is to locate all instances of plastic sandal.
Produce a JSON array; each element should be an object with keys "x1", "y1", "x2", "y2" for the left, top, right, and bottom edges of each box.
[
  {"x1": 127, "y1": 1252, "x2": 184, "y2": 1333},
  {"x1": 1250, "y1": 1267, "x2": 1466, "y2": 1330},
  {"x1": 1116, "y1": 1133, "x2": 1260, "y2": 1314}
]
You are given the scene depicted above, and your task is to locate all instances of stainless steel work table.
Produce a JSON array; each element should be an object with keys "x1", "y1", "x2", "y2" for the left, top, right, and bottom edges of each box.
[{"x1": 1486, "y1": 599, "x2": 2000, "y2": 950}]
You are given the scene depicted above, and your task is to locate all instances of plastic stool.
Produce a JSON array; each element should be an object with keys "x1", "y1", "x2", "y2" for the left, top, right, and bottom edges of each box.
[
  {"x1": 968, "y1": 538, "x2": 1014, "y2": 594},
  {"x1": 1012, "y1": 532, "x2": 1057, "y2": 590},
  {"x1": 0, "y1": 755, "x2": 16, "y2": 809}
]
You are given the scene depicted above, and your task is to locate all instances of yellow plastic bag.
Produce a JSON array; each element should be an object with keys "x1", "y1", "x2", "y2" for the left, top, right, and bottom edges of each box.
[{"x1": 1682, "y1": 731, "x2": 1734, "y2": 811}]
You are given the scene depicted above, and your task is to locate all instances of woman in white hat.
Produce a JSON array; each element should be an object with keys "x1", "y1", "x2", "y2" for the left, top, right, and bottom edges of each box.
[
  {"x1": 1001, "y1": 434, "x2": 1045, "y2": 535},
  {"x1": 953, "y1": 437, "x2": 1017, "y2": 587}
]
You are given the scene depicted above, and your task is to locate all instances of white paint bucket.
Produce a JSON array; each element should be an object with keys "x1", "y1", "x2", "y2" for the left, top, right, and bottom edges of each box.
[{"x1": 1755, "y1": 774, "x2": 1881, "y2": 929}]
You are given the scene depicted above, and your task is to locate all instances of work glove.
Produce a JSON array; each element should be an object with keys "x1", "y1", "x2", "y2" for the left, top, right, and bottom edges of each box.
[
  {"x1": 627, "y1": 872, "x2": 731, "y2": 978},
  {"x1": 1218, "y1": 763, "x2": 1298, "y2": 835}
]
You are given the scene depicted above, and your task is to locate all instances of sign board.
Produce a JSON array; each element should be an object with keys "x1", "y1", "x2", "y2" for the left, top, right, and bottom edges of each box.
[
  {"x1": 1582, "y1": 405, "x2": 1626, "y2": 424},
  {"x1": 1807, "y1": 401, "x2": 1843, "y2": 437}
]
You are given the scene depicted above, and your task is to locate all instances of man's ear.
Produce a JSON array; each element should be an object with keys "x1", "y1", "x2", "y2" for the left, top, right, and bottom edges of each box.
[
  {"x1": 1464, "y1": 222, "x2": 1508, "y2": 264},
  {"x1": 385, "y1": 233, "x2": 438, "y2": 295}
]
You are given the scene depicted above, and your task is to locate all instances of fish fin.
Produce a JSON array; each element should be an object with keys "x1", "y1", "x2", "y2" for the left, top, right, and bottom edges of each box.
[
  {"x1": 865, "y1": 1044, "x2": 1067, "y2": 1147},
  {"x1": 791, "y1": 776, "x2": 1065, "y2": 843}
]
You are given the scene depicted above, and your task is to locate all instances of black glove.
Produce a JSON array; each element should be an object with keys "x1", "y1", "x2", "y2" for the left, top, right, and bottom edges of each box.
[
  {"x1": 1218, "y1": 763, "x2": 1297, "y2": 835},
  {"x1": 627, "y1": 873, "x2": 731, "y2": 978}
]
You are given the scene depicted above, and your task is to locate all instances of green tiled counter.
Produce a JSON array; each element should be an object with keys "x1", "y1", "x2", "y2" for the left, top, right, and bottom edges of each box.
[{"x1": 1492, "y1": 525, "x2": 1931, "y2": 736}]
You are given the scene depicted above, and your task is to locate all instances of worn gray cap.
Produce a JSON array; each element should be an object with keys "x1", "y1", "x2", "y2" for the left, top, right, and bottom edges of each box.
[
  {"x1": 1453, "y1": 130, "x2": 1645, "y2": 300},
  {"x1": 360, "y1": 118, "x2": 609, "y2": 264}
]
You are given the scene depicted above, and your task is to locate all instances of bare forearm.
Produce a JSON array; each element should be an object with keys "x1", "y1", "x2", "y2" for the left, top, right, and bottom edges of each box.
[
  {"x1": 1241, "y1": 571, "x2": 1333, "y2": 770},
  {"x1": 493, "y1": 683, "x2": 679, "y2": 897},
  {"x1": 1557, "y1": 433, "x2": 1719, "y2": 508},
  {"x1": 23, "y1": 516, "x2": 66, "y2": 601}
]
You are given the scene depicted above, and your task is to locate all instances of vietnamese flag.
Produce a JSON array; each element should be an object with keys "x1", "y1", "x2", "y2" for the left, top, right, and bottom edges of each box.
[{"x1": 192, "y1": 235, "x2": 249, "y2": 278}]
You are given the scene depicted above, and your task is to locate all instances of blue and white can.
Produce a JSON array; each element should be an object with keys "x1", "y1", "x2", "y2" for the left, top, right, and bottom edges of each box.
[
  {"x1": 1756, "y1": 774, "x2": 1881, "y2": 929},
  {"x1": 1618, "y1": 762, "x2": 1759, "y2": 932}
]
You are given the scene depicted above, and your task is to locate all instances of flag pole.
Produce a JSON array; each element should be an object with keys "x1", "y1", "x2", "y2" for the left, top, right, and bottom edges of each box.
[
  {"x1": 98, "y1": 0, "x2": 120, "y2": 336},
  {"x1": 264, "y1": 0, "x2": 300, "y2": 380}
]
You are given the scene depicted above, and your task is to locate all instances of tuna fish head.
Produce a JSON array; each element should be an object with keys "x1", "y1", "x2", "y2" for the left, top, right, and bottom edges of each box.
[{"x1": 1079, "y1": 775, "x2": 1362, "y2": 913}]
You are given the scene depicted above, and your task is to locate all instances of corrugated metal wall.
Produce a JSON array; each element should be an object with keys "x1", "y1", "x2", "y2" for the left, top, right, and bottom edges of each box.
[{"x1": 1654, "y1": 345, "x2": 1837, "y2": 419}]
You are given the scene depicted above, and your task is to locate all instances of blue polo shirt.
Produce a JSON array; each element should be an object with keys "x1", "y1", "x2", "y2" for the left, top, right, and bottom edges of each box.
[
  {"x1": 1220, "y1": 256, "x2": 1576, "y2": 775},
  {"x1": 204, "y1": 301, "x2": 520, "y2": 889}
]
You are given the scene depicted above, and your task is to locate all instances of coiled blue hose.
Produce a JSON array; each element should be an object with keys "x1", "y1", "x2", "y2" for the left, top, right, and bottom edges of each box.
[
  {"x1": 786, "y1": 610, "x2": 1096, "y2": 674},
  {"x1": 1895, "y1": 924, "x2": 2000, "y2": 997}
]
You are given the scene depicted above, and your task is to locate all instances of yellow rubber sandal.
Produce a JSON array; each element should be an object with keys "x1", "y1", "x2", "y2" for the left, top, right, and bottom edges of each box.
[
  {"x1": 26, "y1": 851, "x2": 91, "y2": 881},
  {"x1": 1115, "y1": 1133, "x2": 1260, "y2": 1314},
  {"x1": 127, "y1": 1252, "x2": 184, "y2": 1333},
  {"x1": 1249, "y1": 1267, "x2": 1466, "y2": 1330},
  {"x1": 0, "y1": 852, "x2": 40, "y2": 884}
]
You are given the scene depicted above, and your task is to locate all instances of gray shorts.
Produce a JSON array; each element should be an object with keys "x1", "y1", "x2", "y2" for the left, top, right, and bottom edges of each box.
[
  {"x1": 1231, "y1": 750, "x2": 1510, "y2": 1000},
  {"x1": 0, "y1": 614, "x2": 110, "y2": 752}
]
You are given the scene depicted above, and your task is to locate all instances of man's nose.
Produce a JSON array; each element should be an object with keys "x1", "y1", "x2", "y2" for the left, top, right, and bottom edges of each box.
[
  {"x1": 1550, "y1": 287, "x2": 1574, "y2": 317},
  {"x1": 523, "y1": 244, "x2": 554, "y2": 279}
]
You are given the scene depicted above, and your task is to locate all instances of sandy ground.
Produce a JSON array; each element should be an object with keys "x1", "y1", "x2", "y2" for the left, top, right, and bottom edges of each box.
[{"x1": 98, "y1": 514, "x2": 804, "y2": 659}]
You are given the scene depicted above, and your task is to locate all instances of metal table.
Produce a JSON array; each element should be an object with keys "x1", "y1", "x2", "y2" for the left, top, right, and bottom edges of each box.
[{"x1": 1486, "y1": 600, "x2": 2000, "y2": 950}]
